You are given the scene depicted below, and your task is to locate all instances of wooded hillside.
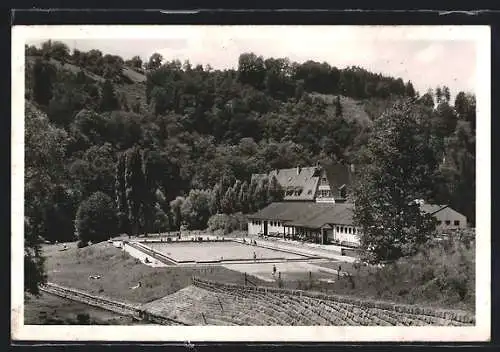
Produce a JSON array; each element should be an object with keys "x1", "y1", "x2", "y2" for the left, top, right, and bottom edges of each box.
[{"x1": 24, "y1": 40, "x2": 476, "y2": 245}]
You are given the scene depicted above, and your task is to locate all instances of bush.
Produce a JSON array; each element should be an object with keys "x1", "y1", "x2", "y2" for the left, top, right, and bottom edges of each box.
[
  {"x1": 75, "y1": 191, "x2": 118, "y2": 244},
  {"x1": 207, "y1": 213, "x2": 248, "y2": 234},
  {"x1": 76, "y1": 313, "x2": 91, "y2": 324},
  {"x1": 77, "y1": 240, "x2": 88, "y2": 248},
  {"x1": 332, "y1": 237, "x2": 475, "y2": 312}
]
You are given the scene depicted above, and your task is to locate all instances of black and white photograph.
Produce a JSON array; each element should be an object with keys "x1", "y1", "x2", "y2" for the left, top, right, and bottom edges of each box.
[{"x1": 11, "y1": 25, "x2": 490, "y2": 342}]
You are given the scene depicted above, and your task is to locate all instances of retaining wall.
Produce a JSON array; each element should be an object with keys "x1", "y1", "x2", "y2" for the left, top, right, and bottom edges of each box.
[
  {"x1": 41, "y1": 282, "x2": 190, "y2": 326},
  {"x1": 191, "y1": 277, "x2": 475, "y2": 325}
]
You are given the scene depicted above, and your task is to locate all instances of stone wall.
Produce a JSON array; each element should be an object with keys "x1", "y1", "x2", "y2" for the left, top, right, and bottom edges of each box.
[{"x1": 191, "y1": 277, "x2": 475, "y2": 325}]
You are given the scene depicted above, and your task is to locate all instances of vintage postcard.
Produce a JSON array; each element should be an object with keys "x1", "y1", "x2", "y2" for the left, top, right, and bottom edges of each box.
[{"x1": 11, "y1": 24, "x2": 491, "y2": 342}]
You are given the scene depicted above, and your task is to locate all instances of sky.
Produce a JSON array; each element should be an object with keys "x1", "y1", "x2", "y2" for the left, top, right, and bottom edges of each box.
[{"x1": 25, "y1": 26, "x2": 478, "y2": 99}]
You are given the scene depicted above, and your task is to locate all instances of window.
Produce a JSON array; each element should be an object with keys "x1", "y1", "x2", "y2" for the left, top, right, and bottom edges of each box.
[
  {"x1": 336, "y1": 226, "x2": 339, "y2": 232},
  {"x1": 341, "y1": 227, "x2": 344, "y2": 233},
  {"x1": 348, "y1": 228, "x2": 352, "y2": 234},
  {"x1": 445, "y1": 220, "x2": 451, "y2": 225},
  {"x1": 454, "y1": 220, "x2": 460, "y2": 226}
]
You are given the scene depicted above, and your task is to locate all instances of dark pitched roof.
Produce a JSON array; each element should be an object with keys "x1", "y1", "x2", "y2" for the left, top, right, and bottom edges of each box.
[
  {"x1": 251, "y1": 163, "x2": 357, "y2": 201},
  {"x1": 420, "y1": 203, "x2": 449, "y2": 215},
  {"x1": 323, "y1": 163, "x2": 356, "y2": 198},
  {"x1": 248, "y1": 202, "x2": 355, "y2": 229},
  {"x1": 251, "y1": 166, "x2": 321, "y2": 201}
]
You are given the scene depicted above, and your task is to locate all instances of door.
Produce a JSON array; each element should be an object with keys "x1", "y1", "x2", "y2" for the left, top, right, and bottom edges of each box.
[
  {"x1": 263, "y1": 221, "x2": 268, "y2": 236},
  {"x1": 322, "y1": 228, "x2": 328, "y2": 245}
]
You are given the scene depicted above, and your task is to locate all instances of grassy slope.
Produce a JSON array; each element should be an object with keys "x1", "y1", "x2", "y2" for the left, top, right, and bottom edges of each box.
[
  {"x1": 26, "y1": 56, "x2": 149, "y2": 113},
  {"x1": 24, "y1": 293, "x2": 143, "y2": 325},
  {"x1": 44, "y1": 241, "x2": 268, "y2": 304},
  {"x1": 310, "y1": 93, "x2": 373, "y2": 127}
]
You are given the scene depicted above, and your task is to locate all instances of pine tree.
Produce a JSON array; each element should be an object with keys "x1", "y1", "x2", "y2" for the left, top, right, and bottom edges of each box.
[
  {"x1": 442, "y1": 86, "x2": 451, "y2": 103},
  {"x1": 405, "y1": 81, "x2": 416, "y2": 98},
  {"x1": 435, "y1": 86, "x2": 443, "y2": 104}
]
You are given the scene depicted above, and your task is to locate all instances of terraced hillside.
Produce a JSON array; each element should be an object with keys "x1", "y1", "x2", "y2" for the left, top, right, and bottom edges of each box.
[{"x1": 142, "y1": 278, "x2": 475, "y2": 326}]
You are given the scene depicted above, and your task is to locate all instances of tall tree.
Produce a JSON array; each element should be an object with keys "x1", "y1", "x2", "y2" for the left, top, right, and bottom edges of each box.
[
  {"x1": 232, "y1": 180, "x2": 243, "y2": 212},
  {"x1": 237, "y1": 53, "x2": 266, "y2": 89},
  {"x1": 25, "y1": 104, "x2": 68, "y2": 294},
  {"x1": 126, "y1": 55, "x2": 143, "y2": 69},
  {"x1": 335, "y1": 95, "x2": 343, "y2": 117},
  {"x1": 115, "y1": 152, "x2": 129, "y2": 233},
  {"x1": 125, "y1": 146, "x2": 144, "y2": 236},
  {"x1": 221, "y1": 186, "x2": 236, "y2": 214},
  {"x1": 405, "y1": 81, "x2": 416, "y2": 98},
  {"x1": 454, "y1": 92, "x2": 476, "y2": 131},
  {"x1": 75, "y1": 191, "x2": 118, "y2": 245},
  {"x1": 254, "y1": 177, "x2": 270, "y2": 211},
  {"x1": 180, "y1": 189, "x2": 212, "y2": 229},
  {"x1": 435, "y1": 86, "x2": 443, "y2": 104},
  {"x1": 442, "y1": 120, "x2": 476, "y2": 225},
  {"x1": 419, "y1": 89, "x2": 434, "y2": 108},
  {"x1": 145, "y1": 52, "x2": 163, "y2": 71},
  {"x1": 210, "y1": 182, "x2": 223, "y2": 215},
  {"x1": 239, "y1": 180, "x2": 250, "y2": 214},
  {"x1": 353, "y1": 101, "x2": 440, "y2": 264},
  {"x1": 170, "y1": 196, "x2": 185, "y2": 231},
  {"x1": 141, "y1": 149, "x2": 158, "y2": 235},
  {"x1": 33, "y1": 59, "x2": 56, "y2": 106},
  {"x1": 442, "y1": 86, "x2": 451, "y2": 103},
  {"x1": 267, "y1": 175, "x2": 284, "y2": 203},
  {"x1": 99, "y1": 79, "x2": 119, "y2": 112},
  {"x1": 247, "y1": 178, "x2": 259, "y2": 213}
]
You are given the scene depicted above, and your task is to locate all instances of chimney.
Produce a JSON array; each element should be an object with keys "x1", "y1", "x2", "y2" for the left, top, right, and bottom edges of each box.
[{"x1": 296, "y1": 165, "x2": 301, "y2": 175}]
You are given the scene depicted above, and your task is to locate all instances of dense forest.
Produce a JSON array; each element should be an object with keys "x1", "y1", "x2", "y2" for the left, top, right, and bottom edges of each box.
[{"x1": 24, "y1": 40, "x2": 476, "y2": 253}]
